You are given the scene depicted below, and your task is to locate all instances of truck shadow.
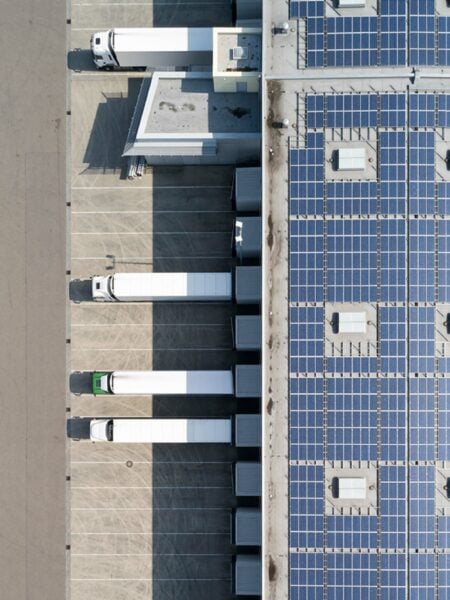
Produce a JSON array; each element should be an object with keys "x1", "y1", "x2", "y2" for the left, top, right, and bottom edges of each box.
[
  {"x1": 69, "y1": 280, "x2": 92, "y2": 302},
  {"x1": 69, "y1": 372, "x2": 92, "y2": 394},
  {"x1": 67, "y1": 49, "x2": 97, "y2": 72}
]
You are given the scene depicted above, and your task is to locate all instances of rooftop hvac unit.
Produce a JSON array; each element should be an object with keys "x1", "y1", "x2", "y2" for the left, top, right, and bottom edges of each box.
[
  {"x1": 338, "y1": 0, "x2": 366, "y2": 7},
  {"x1": 337, "y1": 147, "x2": 366, "y2": 171},
  {"x1": 335, "y1": 312, "x2": 367, "y2": 334},
  {"x1": 336, "y1": 477, "x2": 367, "y2": 500}
]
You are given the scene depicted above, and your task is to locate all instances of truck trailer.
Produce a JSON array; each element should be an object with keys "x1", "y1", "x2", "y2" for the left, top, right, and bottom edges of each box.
[
  {"x1": 92, "y1": 272, "x2": 232, "y2": 302},
  {"x1": 92, "y1": 370, "x2": 234, "y2": 395},
  {"x1": 90, "y1": 418, "x2": 233, "y2": 443},
  {"x1": 90, "y1": 27, "x2": 213, "y2": 69}
]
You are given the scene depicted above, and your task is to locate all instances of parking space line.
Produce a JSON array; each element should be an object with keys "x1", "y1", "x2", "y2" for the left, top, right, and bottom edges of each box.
[
  {"x1": 72, "y1": 256, "x2": 230, "y2": 260},
  {"x1": 72, "y1": 508, "x2": 227, "y2": 511}
]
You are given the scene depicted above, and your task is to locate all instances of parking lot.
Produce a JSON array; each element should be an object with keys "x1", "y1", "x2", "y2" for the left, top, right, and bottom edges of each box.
[{"x1": 68, "y1": 1, "x2": 243, "y2": 598}]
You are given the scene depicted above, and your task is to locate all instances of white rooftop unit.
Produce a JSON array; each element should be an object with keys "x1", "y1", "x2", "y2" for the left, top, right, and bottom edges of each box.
[
  {"x1": 337, "y1": 147, "x2": 366, "y2": 171},
  {"x1": 337, "y1": 477, "x2": 367, "y2": 500},
  {"x1": 338, "y1": 0, "x2": 366, "y2": 7},
  {"x1": 337, "y1": 312, "x2": 367, "y2": 334}
]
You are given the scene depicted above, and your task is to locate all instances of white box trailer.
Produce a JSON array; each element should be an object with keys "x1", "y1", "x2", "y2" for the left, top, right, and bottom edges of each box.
[
  {"x1": 91, "y1": 27, "x2": 213, "y2": 69},
  {"x1": 90, "y1": 418, "x2": 232, "y2": 443},
  {"x1": 92, "y1": 272, "x2": 232, "y2": 302},
  {"x1": 92, "y1": 370, "x2": 234, "y2": 395}
]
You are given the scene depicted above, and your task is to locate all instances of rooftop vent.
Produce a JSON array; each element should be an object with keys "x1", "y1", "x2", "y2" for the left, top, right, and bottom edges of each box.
[{"x1": 232, "y1": 46, "x2": 248, "y2": 60}]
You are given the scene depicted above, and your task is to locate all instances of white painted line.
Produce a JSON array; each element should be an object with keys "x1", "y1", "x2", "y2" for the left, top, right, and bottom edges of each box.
[
  {"x1": 72, "y1": 507, "x2": 227, "y2": 511},
  {"x1": 72, "y1": 210, "x2": 233, "y2": 214},
  {"x1": 71, "y1": 256, "x2": 230, "y2": 260},
  {"x1": 71, "y1": 486, "x2": 230, "y2": 490},
  {"x1": 71, "y1": 532, "x2": 228, "y2": 536},
  {"x1": 71, "y1": 347, "x2": 230, "y2": 351},
  {"x1": 71, "y1": 578, "x2": 230, "y2": 582},
  {"x1": 71, "y1": 463, "x2": 228, "y2": 466},
  {"x1": 72, "y1": 231, "x2": 228, "y2": 235},
  {"x1": 72, "y1": 186, "x2": 229, "y2": 190},
  {"x1": 71, "y1": 324, "x2": 226, "y2": 327},
  {"x1": 71, "y1": 553, "x2": 229, "y2": 557}
]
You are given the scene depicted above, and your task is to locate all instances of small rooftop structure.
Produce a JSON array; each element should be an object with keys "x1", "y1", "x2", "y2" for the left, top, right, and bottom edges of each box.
[
  {"x1": 234, "y1": 508, "x2": 262, "y2": 546},
  {"x1": 235, "y1": 414, "x2": 261, "y2": 447},
  {"x1": 123, "y1": 72, "x2": 261, "y2": 164},
  {"x1": 235, "y1": 364, "x2": 262, "y2": 398},
  {"x1": 213, "y1": 28, "x2": 261, "y2": 93}
]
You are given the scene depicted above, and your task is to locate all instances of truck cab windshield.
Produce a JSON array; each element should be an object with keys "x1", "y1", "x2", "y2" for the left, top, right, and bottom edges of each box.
[{"x1": 106, "y1": 420, "x2": 113, "y2": 442}]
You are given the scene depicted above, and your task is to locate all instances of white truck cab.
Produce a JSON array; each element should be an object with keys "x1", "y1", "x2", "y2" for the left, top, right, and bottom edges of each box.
[
  {"x1": 90, "y1": 30, "x2": 117, "y2": 69},
  {"x1": 92, "y1": 275, "x2": 113, "y2": 300}
]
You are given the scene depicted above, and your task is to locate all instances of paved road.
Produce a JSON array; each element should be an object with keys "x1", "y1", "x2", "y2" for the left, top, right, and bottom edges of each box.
[{"x1": 0, "y1": 2, "x2": 67, "y2": 600}]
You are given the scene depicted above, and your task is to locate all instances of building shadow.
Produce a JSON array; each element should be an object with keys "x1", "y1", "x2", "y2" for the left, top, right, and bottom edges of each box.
[
  {"x1": 83, "y1": 78, "x2": 143, "y2": 174},
  {"x1": 152, "y1": 0, "x2": 233, "y2": 27}
]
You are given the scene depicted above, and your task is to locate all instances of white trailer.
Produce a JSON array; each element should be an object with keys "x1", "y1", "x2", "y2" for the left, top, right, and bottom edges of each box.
[
  {"x1": 90, "y1": 27, "x2": 213, "y2": 69},
  {"x1": 90, "y1": 418, "x2": 232, "y2": 443},
  {"x1": 92, "y1": 272, "x2": 232, "y2": 302},
  {"x1": 92, "y1": 370, "x2": 234, "y2": 395}
]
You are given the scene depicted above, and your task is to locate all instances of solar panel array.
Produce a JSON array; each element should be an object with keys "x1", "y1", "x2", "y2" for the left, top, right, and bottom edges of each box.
[
  {"x1": 289, "y1": 91, "x2": 450, "y2": 599},
  {"x1": 290, "y1": 0, "x2": 450, "y2": 67}
]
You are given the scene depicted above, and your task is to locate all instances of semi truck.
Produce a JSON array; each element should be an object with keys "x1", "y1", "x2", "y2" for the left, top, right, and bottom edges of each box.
[
  {"x1": 92, "y1": 370, "x2": 234, "y2": 395},
  {"x1": 90, "y1": 418, "x2": 232, "y2": 443},
  {"x1": 92, "y1": 272, "x2": 232, "y2": 302},
  {"x1": 90, "y1": 27, "x2": 213, "y2": 69}
]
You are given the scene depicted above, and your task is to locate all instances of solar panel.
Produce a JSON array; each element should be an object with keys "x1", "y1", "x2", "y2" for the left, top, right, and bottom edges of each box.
[
  {"x1": 439, "y1": 378, "x2": 450, "y2": 460},
  {"x1": 289, "y1": 378, "x2": 323, "y2": 461},
  {"x1": 379, "y1": 0, "x2": 407, "y2": 66},
  {"x1": 380, "y1": 554, "x2": 407, "y2": 600},
  {"x1": 289, "y1": 465, "x2": 324, "y2": 549},
  {"x1": 287, "y1": 85, "x2": 450, "y2": 597},
  {"x1": 410, "y1": 93, "x2": 435, "y2": 128},
  {"x1": 327, "y1": 515, "x2": 377, "y2": 549},
  {"x1": 380, "y1": 219, "x2": 406, "y2": 302},
  {"x1": 438, "y1": 17, "x2": 450, "y2": 67},
  {"x1": 409, "y1": 465, "x2": 435, "y2": 549},
  {"x1": 409, "y1": 306, "x2": 435, "y2": 373},
  {"x1": 438, "y1": 221, "x2": 450, "y2": 302},
  {"x1": 409, "y1": 131, "x2": 435, "y2": 215},
  {"x1": 327, "y1": 554, "x2": 377, "y2": 600},
  {"x1": 289, "y1": 219, "x2": 324, "y2": 302},
  {"x1": 410, "y1": 378, "x2": 435, "y2": 461},
  {"x1": 379, "y1": 466, "x2": 407, "y2": 549},
  {"x1": 326, "y1": 94, "x2": 377, "y2": 128},
  {"x1": 327, "y1": 378, "x2": 377, "y2": 461},
  {"x1": 290, "y1": 306, "x2": 324, "y2": 374},
  {"x1": 410, "y1": 554, "x2": 435, "y2": 600},
  {"x1": 380, "y1": 93, "x2": 406, "y2": 127},
  {"x1": 409, "y1": 221, "x2": 435, "y2": 302},
  {"x1": 326, "y1": 219, "x2": 377, "y2": 302},
  {"x1": 379, "y1": 306, "x2": 407, "y2": 373},
  {"x1": 290, "y1": 553, "x2": 323, "y2": 600},
  {"x1": 327, "y1": 181, "x2": 377, "y2": 215},
  {"x1": 409, "y1": 0, "x2": 435, "y2": 66},
  {"x1": 379, "y1": 131, "x2": 406, "y2": 214},
  {"x1": 326, "y1": 17, "x2": 378, "y2": 67},
  {"x1": 380, "y1": 380, "x2": 406, "y2": 461}
]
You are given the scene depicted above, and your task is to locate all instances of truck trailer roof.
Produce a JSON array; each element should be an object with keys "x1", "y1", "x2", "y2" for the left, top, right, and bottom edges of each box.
[
  {"x1": 111, "y1": 28, "x2": 214, "y2": 54},
  {"x1": 109, "y1": 370, "x2": 234, "y2": 395},
  {"x1": 111, "y1": 272, "x2": 232, "y2": 301},
  {"x1": 108, "y1": 418, "x2": 232, "y2": 443}
]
